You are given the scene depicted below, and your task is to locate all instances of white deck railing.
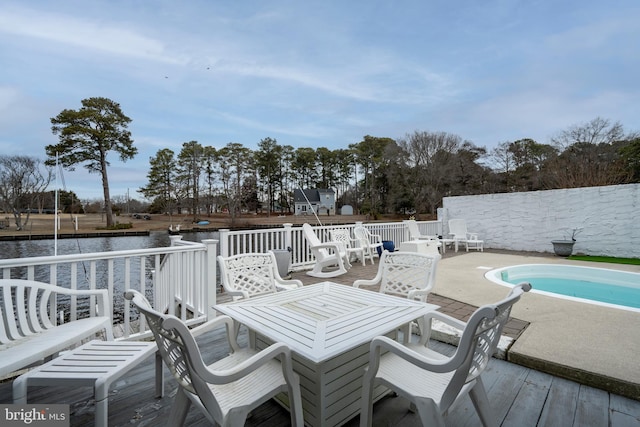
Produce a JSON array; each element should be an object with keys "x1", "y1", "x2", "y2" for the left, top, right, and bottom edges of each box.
[
  {"x1": 0, "y1": 238, "x2": 218, "y2": 340},
  {"x1": 220, "y1": 220, "x2": 442, "y2": 271},
  {"x1": 0, "y1": 220, "x2": 439, "y2": 339}
]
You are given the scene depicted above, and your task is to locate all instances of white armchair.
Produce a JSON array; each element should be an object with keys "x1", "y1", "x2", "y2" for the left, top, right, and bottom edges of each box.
[
  {"x1": 353, "y1": 251, "x2": 440, "y2": 302},
  {"x1": 330, "y1": 228, "x2": 365, "y2": 266},
  {"x1": 125, "y1": 290, "x2": 304, "y2": 427},
  {"x1": 404, "y1": 219, "x2": 439, "y2": 241},
  {"x1": 217, "y1": 252, "x2": 302, "y2": 301},
  {"x1": 353, "y1": 225, "x2": 383, "y2": 265},
  {"x1": 359, "y1": 282, "x2": 531, "y2": 427},
  {"x1": 353, "y1": 250, "x2": 440, "y2": 337}
]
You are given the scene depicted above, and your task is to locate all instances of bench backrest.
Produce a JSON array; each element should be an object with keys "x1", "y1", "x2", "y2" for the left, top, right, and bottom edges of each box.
[{"x1": 0, "y1": 279, "x2": 110, "y2": 345}]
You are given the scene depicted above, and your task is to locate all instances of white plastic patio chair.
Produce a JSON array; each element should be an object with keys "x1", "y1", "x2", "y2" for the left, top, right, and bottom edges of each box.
[
  {"x1": 353, "y1": 250, "x2": 441, "y2": 337},
  {"x1": 359, "y1": 282, "x2": 531, "y2": 427},
  {"x1": 404, "y1": 219, "x2": 438, "y2": 240},
  {"x1": 124, "y1": 290, "x2": 304, "y2": 427},
  {"x1": 302, "y1": 223, "x2": 351, "y2": 278},
  {"x1": 330, "y1": 228, "x2": 365, "y2": 266},
  {"x1": 217, "y1": 252, "x2": 303, "y2": 301},
  {"x1": 353, "y1": 225, "x2": 383, "y2": 265},
  {"x1": 448, "y1": 219, "x2": 484, "y2": 252}
]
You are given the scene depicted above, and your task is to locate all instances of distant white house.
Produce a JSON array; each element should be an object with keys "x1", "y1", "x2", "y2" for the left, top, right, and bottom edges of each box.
[{"x1": 293, "y1": 189, "x2": 336, "y2": 216}]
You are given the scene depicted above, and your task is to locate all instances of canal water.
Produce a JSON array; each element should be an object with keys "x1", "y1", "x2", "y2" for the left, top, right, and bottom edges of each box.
[
  {"x1": 0, "y1": 231, "x2": 220, "y2": 260},
  {"x1": 0, "y1": 231, "x2": 220, "y2": 322}
]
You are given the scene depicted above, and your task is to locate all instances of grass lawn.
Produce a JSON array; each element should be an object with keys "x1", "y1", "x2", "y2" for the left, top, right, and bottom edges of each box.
[{"x1": 568, "y1": 255, "x2": 640, "y2": 265}]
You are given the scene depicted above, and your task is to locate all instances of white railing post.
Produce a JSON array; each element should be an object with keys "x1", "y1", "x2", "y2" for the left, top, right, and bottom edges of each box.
[
  {"x1": 202, "y1": 239, "x2": 218, "y2": 319},
  {"x1": 219, "y1": 229, "x2": 230, "y2": 257},
  {"x1": 283, "y1": 223, "x2": 293, "y2": 250},
  {"x1": 169, "y1": 235, "x2": 184, "y2": 246}
]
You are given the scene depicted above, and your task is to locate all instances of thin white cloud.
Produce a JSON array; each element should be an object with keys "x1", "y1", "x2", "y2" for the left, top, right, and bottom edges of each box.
[
  {"x1": 213, "y1": 110, "x2": 334, "y2": 140},
  {"x1": 545, "y1": 13, "x2": 640, "y2": 53},
  {"x1": 0, "y1": 5, "x2": 183, "y2": 64},
  {"x1": 0, "y1": 4, "x2": 449, "y2": 106}
]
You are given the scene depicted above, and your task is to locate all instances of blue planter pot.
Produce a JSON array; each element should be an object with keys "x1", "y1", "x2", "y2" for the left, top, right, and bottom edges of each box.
[{"x1": 377, "y1": 240, "x2": 395, "y2": 256}]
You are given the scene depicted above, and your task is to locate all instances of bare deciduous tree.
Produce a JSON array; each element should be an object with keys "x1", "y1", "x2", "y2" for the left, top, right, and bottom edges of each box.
[
  {"x1": 0, "y1": 156, "x2": 52, "y2": 230},
  {"x1": 550, "y1": 117, "x2": 625, "y2": 148},
  {"x1": 397, "y1": 131, "x2": 462, "y2": 215},
  {"x1": 547, "y1": 117, "x2": 634, "y2": 188}
]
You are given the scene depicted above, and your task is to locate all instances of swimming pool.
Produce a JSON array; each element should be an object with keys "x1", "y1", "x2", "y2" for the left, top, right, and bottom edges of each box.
[{"x1": 484, "y1": 264, "x2": 640, "y2": 312}]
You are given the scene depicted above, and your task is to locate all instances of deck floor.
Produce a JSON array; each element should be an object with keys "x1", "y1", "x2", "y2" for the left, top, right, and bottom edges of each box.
[
  {"x1": 1, "y1": 252, "x2": 639, "y2": 426},
  {"x1": 1, "y1": 328, "x2": 639, "y2": 426}
]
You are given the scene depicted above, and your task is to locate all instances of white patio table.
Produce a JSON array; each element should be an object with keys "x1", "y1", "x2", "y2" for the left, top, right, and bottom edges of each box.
[{"x1": 214, "y1": 281, "x2": 439, "y2": 427}]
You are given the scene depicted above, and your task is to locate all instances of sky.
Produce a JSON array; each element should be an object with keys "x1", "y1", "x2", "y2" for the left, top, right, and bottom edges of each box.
[{"x1": 1, "y1": 1, "x2": 638, "y2": 201}]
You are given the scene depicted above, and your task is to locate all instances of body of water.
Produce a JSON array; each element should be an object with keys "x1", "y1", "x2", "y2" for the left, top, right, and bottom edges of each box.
[{"x1": 0, "y1": 231, "x2": 220, "y2": 260}]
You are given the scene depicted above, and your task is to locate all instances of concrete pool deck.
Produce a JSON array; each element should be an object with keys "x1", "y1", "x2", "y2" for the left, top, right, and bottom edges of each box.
[{"x1": 431, "y1": 251, "x2": 640, "y2": 399}]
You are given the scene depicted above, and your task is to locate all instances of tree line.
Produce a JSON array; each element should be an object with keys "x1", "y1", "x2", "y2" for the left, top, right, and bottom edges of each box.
[
  {"x1": 1, "y1": 97, "x2": 639, "y2": 230},
  {"x1": 140, "y1": 117, "x2": 640, "y2": 220}
]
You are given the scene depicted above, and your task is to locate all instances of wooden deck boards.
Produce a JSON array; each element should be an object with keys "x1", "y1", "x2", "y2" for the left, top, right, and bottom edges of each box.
[{"x1": 1, "y1": 328, "x2": 639, "y2": 427}]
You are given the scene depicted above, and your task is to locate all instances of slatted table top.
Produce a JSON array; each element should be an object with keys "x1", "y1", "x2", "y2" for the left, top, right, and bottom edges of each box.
[
  {"x1": 215, "y1": 282, "x2": 438, "y2": 363},
  {"x1": 16, "y1": 340, "x2": 158, "y2": 380}
]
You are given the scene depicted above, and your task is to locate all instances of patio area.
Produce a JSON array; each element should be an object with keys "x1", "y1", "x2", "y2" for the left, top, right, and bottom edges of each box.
[
  {"x1": 290, "y1": 249, "x2": 640, "y2": 401},
  {"x1": 1, "y1": 249, "x2": 639, "y2": 426}
]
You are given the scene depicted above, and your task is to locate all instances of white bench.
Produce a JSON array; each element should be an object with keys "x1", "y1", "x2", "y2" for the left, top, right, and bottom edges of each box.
[
  {"x1": 13, "y1": 340, "x2": 163, "y2": 427},
  {"x1": 0, "y1": 279, "x2": 113, "y2": 379}
]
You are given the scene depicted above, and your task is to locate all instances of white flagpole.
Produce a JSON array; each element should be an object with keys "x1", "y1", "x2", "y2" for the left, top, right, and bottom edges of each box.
[{"x1": 54, "y1": 152, "x2": 58, "y2": 256}]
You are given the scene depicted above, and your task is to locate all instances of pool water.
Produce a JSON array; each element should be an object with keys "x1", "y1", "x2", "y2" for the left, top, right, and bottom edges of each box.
[
  {"x1": 485, "y1": 264, "x2": 640, "y2": 312},
  {"x1": 503, "y1": 277, "x2": 640, "y2": 309}
]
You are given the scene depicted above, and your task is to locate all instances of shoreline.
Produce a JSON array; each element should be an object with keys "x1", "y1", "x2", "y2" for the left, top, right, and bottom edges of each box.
[
  {"x1": 0, "y1": 212, "x2": 387, "y2": 240},
  {"x1": 0, "y1": 230, "x2": 151, "y2": 241}
]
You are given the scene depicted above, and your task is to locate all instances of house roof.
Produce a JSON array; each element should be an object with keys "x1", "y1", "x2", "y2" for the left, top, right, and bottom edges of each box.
[{"x1": 293, "y1": 188, "x2": 334, "y2": 203}]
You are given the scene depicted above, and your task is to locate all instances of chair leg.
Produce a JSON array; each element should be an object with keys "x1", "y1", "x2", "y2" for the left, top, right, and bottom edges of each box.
[
  {"x1": 287, "y1": 380, "x2": 305, "y2": 426},
  {"x1": 12, "y1": 376, "x2": 27, "y2": 404},
  {"x1": 469, "y1": 377, "x2": 498, "y2": 427},
  {"x1": 418, "y1": 316, "x2": 433, "y2": 346},
  {"x1": 359, "y1": 370, "x2": 376, "y2": 427},
  {"x1": 223, "y1": 409, "x2": 251, "y2": 427},
  {"x1": 364, "y1": 247, "x2": 375, "y2": 265},
  {"x1": 95, "y1": 380, "x2": 110, "y2": 427},
  {"x1": 343, "y1": 255, "x2": 352, "y2": 269},
  {"x1": 414, "y1": 397, "x2": 446, "y2": 427},
  {"x1": 168, "y1": 388, "x2": 192, "y2": 427},
  {"x1": 155, "y1": 351, "x2": 164, "y2": 398}
]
